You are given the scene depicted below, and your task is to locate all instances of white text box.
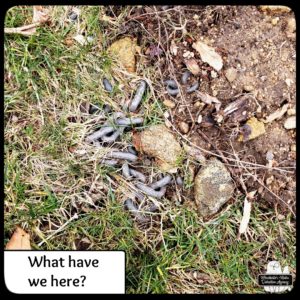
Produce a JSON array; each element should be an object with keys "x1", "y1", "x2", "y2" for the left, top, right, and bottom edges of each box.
[{"x1": 5, "y1": 251, "x2": 125, "y2": 294}]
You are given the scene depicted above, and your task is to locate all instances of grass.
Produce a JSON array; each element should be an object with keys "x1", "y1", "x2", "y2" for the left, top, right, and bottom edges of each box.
[{"x1": 4, "y1": 5, "x2": 296, "y2": 294}]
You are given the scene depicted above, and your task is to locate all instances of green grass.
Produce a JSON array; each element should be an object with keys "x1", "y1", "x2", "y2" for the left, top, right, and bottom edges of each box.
[{"x1": 4, "y1": 6, "x2": 296, "y2": 294}]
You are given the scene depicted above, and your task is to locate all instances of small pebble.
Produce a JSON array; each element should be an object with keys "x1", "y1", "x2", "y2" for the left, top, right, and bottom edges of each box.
[
  {"x1": 178, "y1": 121, "x2": 189, "y2": 134},
  {"x1": 266, "y1": 150, "x2": 274, "y2": 161},
  {"x1": 225, "y1": 67, "x2": 237, "y2": 82},
  {"x1": 290, "y1": 144, "x2": 296, "y2": 152},
  {"x1": 197, "y1": 115, "x2": 203, "y2": 124},
  {"x1": 243, "y1": 85, "x2": 254, "y2": 92},
  {"x1": 144, "y1": 159, "x2": 152, "y2": 166},
  {"x1": 176, "y1": 176, "x2": 183, "y2": 186},
  {"x1": 210, "y1": 70, "x2": 218, "y2": 78},
  {"x1": 103, "y1": 104, "x2": 111, "y2": 113},
  {"x1": 163, "y1": 111, "x2": 170, "y2": 118},
  {"x1": 284, "y1": 116, "x2": 296, "y2": 129},
  {"x1": 163, "y1": 99, "x2": 176, "y2": 108},
  {"x1": 277, "y1": 214, "x2": 285, "y2": 221},
  {"x1": 287, "y1": 108, "x2": 296, "y2": 116},
  {"x1": 194, "y1": 101, "x2": 203, "y2": 108},
  {"x1": 266, "y1": 176, "x2": 274, "y2": 185},
  {"x1": 69, "y1": 12, "x2": 78, "y2": 21},
  {"x1": 87, "y1": 36, "x2": 94, "y2": 43},
  {"x1": 271, "y1": 17, "x2": 279, "y2": 26},
  {"x1": 185, "y1": 58, "x2": 201, "y2": 75},
  {"x1": 12, "y1": 115, "x2": 18, "y2": 122}
]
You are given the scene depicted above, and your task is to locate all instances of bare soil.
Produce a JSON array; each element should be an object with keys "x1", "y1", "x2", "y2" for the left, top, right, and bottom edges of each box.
[{"x1": 106, "y1": 5, "x2": 296, "y2": 215}]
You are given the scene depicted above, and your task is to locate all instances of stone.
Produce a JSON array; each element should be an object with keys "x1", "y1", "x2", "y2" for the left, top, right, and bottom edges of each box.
[
  {"x1": 194, "y1": 157, "x2": 234, "y2": 217},
  {"x1": 225, "y1": 67, "x2": 238, "y2": 82},
  {"x1": 211, "y1": 70, "x2": 218, "y2": 78},
  {"x1": 133, "y1": 124, "x2": 183, "y2": 173},
  {"x1": 197, "y1": 114, "x2": 203, "y2": 124},
  {"x1": 239, "y1": 117, "x2": 266, "y2": 141},
  {"x1": 184, "y1": 58, "x2": 201, "y2": 75},
  {"x1": 243, "y1": 84, "x2": 254, "y2": 92},
  {"x1": 287, "y1": 108, "x2": 296, "y2": 116},
  {"x1": 284, "y1": 116, "x2": 296, "y2": 129},
  {"x1": 163, "y1": 99, "x2": 176, "y2": 108},
  {"x1": 271, "y1": 17, "x2": 279, "y2": 25},
  {"x1": 290, "y1": 144, "x2": 296, "y2": 152},
  {"x1": 178, "y1": 121, "x2": 189, "y2": 134},
  {"x1": 183, "y1": 51, "x2": 194, "y2": 59}
]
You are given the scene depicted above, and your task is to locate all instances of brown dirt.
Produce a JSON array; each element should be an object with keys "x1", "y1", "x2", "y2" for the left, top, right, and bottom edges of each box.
[{"x1": 105, "y1": 5, "x2": 296, "y2": 215}]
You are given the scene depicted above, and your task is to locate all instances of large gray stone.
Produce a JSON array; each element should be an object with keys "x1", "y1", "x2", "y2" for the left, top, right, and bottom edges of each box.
[{"x1": 194, "y1": 157, "x2": 234, "y2": 217}]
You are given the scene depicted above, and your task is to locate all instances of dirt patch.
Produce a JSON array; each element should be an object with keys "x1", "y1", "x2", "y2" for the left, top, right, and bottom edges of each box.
[{"x1": 120, "y1": 5, "x2": 296, "y2": 214}]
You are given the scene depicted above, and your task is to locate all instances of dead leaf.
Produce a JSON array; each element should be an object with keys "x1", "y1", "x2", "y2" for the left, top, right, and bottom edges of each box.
[
  {"x1": 184, "y1": 58, "x2": 201, "y2": 75},
  {"x1": 263, "y1": 104, "x2": 288, "y2": 123},
  {"x1": 196, "y1": 91, "x2": 221, "y2": 111},
  {"x1": 33, "y1": 6, "x2": 50, "y2": 24},
  {"x1": 145, "y1": 44, "x2": 163, "y2": 58},
  {"x1": 192, "y1": 41, "x2": 223, "y2": 71},
  {"x1": 259, "y1": 5, "x2": 291, "y2": 14},
  {"x1": 6, "y1": 226, "x2": 31, "y2": 250},
  {"x1": 4, "y1": 6, "x2": 50, "y2": 37},
  {"x1": 238, "y1": 196, "x2": 252, "y2": 235},
  {"x1": 100, "y1": 14, "x2": 117, "y2": 25}
]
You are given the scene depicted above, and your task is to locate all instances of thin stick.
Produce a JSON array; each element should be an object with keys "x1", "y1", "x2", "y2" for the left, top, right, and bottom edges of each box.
[{"x1": 169, "y1": 120, "x2": 294, "y2": 174}]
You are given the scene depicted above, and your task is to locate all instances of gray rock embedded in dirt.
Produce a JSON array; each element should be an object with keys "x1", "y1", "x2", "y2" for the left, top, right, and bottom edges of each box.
[{"x1": 194, "y1": 157, "x2": 234, "y2": 217}]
